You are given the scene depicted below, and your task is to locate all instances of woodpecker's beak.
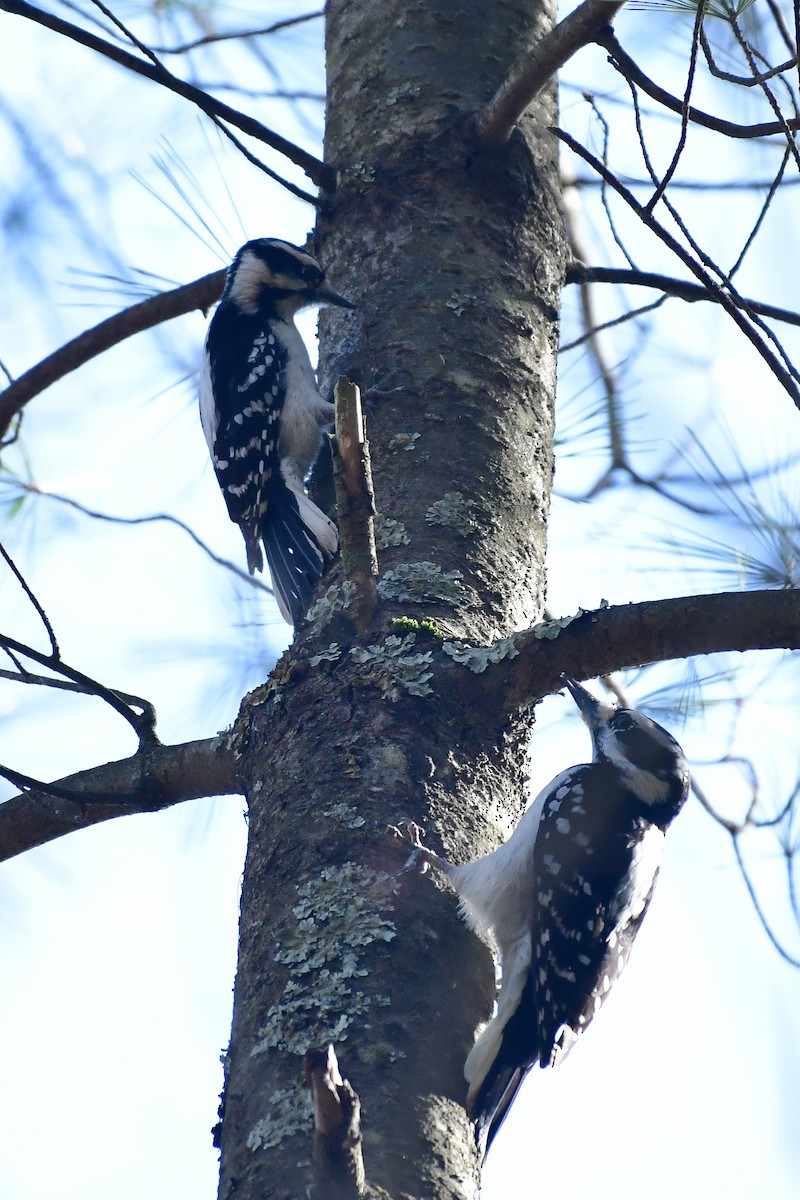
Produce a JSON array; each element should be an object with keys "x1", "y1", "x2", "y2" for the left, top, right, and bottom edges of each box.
[
  {"x1": 561, "y1": 675, "x2": 602, "y2": 721},
  {"x1": 315, "y1": 282, "x2": 357, "y2": 309}
]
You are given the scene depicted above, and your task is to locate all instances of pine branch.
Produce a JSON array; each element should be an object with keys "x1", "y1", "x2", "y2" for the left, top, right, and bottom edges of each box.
[{"x1": 0, "y1": 736, "x2": 240, "y2": 862}]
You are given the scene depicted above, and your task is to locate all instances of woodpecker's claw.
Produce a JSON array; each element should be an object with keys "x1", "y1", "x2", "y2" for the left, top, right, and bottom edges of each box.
[{"x1": 389, "y1": 818, "x2": 432, "y2": 875}]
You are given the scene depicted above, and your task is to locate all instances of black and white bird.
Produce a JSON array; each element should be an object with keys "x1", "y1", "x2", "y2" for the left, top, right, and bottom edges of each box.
[
  {"x1": 199, "y1": 238, "x2": 355, "y2": 624},
  {"x1": 402, "y1": 676, "x2": 690, "y2": 1158}
]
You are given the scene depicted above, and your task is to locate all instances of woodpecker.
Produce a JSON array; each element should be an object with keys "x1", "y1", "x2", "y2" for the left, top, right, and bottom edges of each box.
[
  {"x1": 401, "y1": 676, "x2": 690, "y2": 1158},
  {"x1": 199, "y1": 238, "x2": 355, "y2": 625}
]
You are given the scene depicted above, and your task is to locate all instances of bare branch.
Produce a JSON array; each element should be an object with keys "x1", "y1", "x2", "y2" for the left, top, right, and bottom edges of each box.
[
  {"x1": 151, "y1": 10, "x2": 323, "y2": 55},
  {"x1": 0, "y1": 736, "x2": 240, "y2": 862},
  {"x1": 0, "y1": 539, "x2": 58, "y2": 656},
  {"x1": 554, "y1": 128, "x2": 800, "y2": 408},
  {"x1": 14, "y1": 483, "x2": 273, "y2": 593},
  {"x1": 0, "y1": 0, "x2": 333, "y2": 189},
  {"x1": 0, "y1": 270, "x2": 225, "y2": 439},
  {"x1": 566, "y1": 264, "x2": 800, "y2": 329},
  {"x1": 598, "y1": 27, "x2": 800, "y2": 139},
  {"x1": 475, "y1": 0, "x2": 628, "y2": 145},
  {"x1": 0, "y1": 632, "x2": 158, "y2": 747}
]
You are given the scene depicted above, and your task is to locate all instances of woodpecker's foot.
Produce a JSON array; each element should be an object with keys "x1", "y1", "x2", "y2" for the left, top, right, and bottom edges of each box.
[
  {"x1": 389, "y1": 817, "x2": 434, "y2": 875},
  {"x1": 361, "y1": 368, "x2": 416, "y2": 409}
]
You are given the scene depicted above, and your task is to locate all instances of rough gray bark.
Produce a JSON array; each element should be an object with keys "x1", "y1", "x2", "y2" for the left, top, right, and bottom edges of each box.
[{"x1": 215, "y1": 1, "x2": 566, "y2": 1198}]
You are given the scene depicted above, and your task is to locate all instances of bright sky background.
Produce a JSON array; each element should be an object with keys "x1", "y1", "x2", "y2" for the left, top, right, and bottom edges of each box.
[{"x1": 1, "y1": 4, "x2": 799, "y2": 1199}]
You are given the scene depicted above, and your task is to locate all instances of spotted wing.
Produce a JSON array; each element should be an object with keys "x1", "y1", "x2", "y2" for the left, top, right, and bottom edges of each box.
[
  {"x1": 203, "y1": 304, "x2": 287, "y2": 569},
  {"x1": 533, "y1": 762, "x2": 664, "y2": 1068}
]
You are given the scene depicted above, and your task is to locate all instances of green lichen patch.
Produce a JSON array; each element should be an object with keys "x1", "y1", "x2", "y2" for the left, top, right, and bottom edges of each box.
[
  {"x1": 322, "y1": 802, "x2": 366, "y2": 829},
  {"x1": 375, "y1": 515, "x2": 411, "y2": 548},
  {"x1": 306, "y1": 580, "x2": 358, "y2": 625},
  {"x1": 425, "y1": 492, "x2": 478, "y2": 537},
  {"x1": 442, "y1": 633, "x2": 521, "y2": 673},
  {"x1": 389, "y1": 616, "x2": 445, "y2": 640},
  {"x1": 388, "y1": 431, "x2": 421, "y2": 452},
  {"x1": 247, "y1": 1085, "x2": 311, "y2": 1152},
  {"x1": 377, "y1": 562, "x2": 473, "y2": 606},
  {"x1": 252, "y1": 864, "x2": 396, "y2": 1059},
  {"x1": 350, "y1": 634, "x2": 434, "y2": 700},
  {"x1": 309, "y1": 643, "x2": 342, "y2": 666}
]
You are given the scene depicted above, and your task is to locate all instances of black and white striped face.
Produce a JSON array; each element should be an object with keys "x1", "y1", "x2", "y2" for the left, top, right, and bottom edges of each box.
[
  {"x1": 563, "y1": 676, "x2": 690, "y2": 811},
  {"x1": 224, "y1": 238, "x2": 355, "y2": 317}
]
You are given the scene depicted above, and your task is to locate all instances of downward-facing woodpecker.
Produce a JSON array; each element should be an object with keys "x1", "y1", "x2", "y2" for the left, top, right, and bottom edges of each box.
[
  {"x1": 402, "y1": 676, "x2": 690, "y2": 1159},
  {"x1": 199, "y1": 238, "x2": 355, "y2": 625}
]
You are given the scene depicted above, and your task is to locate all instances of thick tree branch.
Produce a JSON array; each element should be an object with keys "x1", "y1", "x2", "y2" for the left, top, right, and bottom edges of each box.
[
  {"x1": 0, "y1": 270, "x2": 225, "y2": 439},
  {"x1": 0, "y1": 0, "x2": 334, "y2": 189},
  {"x1": 0, "y1": 736, "x2": 240, "y2": 862},
  {"x1": 598, "y1": 27, "x2": 800, "y2": 139},
  {"x1": 475, "y1": 0, "x2": 627, "y2": 145},
  {"x1": 480, "y1": 589, "x2": 800, "y2": 716},
  {"x1": 566, "y1": 263, "x2": 800, "y2": 328}
]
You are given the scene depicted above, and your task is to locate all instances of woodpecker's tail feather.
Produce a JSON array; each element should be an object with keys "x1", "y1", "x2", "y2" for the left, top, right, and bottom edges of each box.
[
  {"x1": 262, "y1": 481, "x2": 338, "y2": 625},
  {"x1": 470, "y1": 1064, "x2": 527, "y2": 1162}
]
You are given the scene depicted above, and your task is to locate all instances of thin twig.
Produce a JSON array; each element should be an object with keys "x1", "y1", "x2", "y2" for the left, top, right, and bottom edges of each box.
[
  {"x1": 207, "y1": 114, "x2": 318, "y2": 205},
  {"x1": 12, "y1": 484, "x2": 273, "y2": 593},
  {"x1": 699, "y1": 30, "x2": 796, "y2": 86},
  {"x1": 0, "y1": 0, "x2": 333, "y2": 188},
  {"x1": 151, "y1": 10, "x2": 323, "y2": 55},
  {"x1": 598, "y1": 27, "x2": 800, "y2": 140},
  {"x1": 554, "y1": 128, "x2": 800, "y2": 408},
  {"x1": 565, "y1": 264, "x2": 800, "y2": 328},
  {"x1": 560, "y1": 294, "x2": 667, "y2": 352},
  {"x1": 644, "y1": 1, "x2": 705, "y2": 214},
  {"x1": 731, "y1": 833, "x2": 800, "y2": 967},
  {"x1": 0, "y1": 540, "x2": 59, "y2": 657},
  {"x1": 0, "y1": 632, "x2": 158, "y2": 746},
  {"x1": 622, "y1": 78, "x2": 800, "y2": 390}
]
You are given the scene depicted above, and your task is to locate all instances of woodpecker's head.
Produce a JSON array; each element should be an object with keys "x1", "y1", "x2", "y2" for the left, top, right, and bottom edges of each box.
[
  {"x1": 562, "y1": 675, "x2": 690, "y2": 812},
  {"x1": 223, "y1": 238, "x2": 356, "y2": 318}
]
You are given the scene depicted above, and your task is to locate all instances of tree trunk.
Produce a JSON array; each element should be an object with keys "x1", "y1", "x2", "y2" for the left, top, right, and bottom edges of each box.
[{"x1": 216, "y1": 1, "x2": 566, "y2": 1196}]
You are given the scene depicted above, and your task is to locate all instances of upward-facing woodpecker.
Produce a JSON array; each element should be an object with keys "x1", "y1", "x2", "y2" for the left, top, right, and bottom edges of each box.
[
  {"x1": 401, "y1": 676, "x2": 690, "y2": 1159},
  {"x1": 199, "y1": 237, "x2": 355, "y2": 625}
]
